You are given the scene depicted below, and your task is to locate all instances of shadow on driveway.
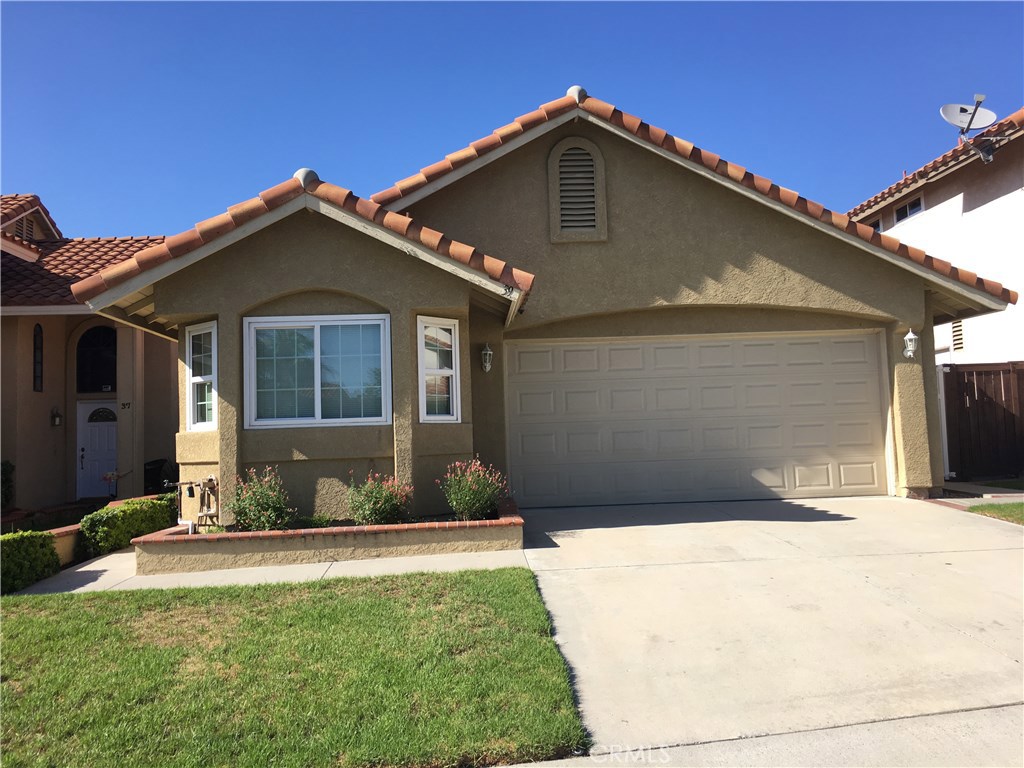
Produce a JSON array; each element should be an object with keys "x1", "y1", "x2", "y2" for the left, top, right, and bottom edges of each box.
[{"x1": 521, "y1": 499, "x2": 855, "y2": 549}]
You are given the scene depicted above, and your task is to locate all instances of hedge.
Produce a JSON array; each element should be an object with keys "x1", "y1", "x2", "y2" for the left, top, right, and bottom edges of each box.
[
  {"x1": 1, "y1": 530, "x2": 60, "y2": 594},
  {"x1": 78, "y1": 497, "x2": 177, "y2": 559}
]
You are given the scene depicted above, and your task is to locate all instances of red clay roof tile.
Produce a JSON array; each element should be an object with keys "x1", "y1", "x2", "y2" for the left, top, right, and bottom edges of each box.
[
  {"x1": 2, "y1": 236, "x2": 165, "y2": 306},
  {"x1": 68, "y1": 173, "x2": 536, "y2": 305},
  {"x1": 0, "y1": 194, "x2": 64, "y2": 238},
  {"x1": 849, "y1": 107, "x2": 1024, "y2": 217},
  {"x1": 370, "y1": 90, "x2": 1016, "y2": 306}
]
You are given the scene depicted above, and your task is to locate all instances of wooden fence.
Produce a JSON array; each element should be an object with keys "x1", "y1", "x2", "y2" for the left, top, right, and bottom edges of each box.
[{"x1": 942, "y1": 363, "x2": 1024, "y2": 480}]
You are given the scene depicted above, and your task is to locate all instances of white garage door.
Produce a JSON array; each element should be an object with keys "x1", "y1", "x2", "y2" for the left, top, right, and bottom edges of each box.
[{"x1": 506, "y1": 332, "x2": 889, "y2": 508}]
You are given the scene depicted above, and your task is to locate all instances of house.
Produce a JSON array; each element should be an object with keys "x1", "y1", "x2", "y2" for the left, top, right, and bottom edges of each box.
[
  {"x1": 0, "y1": 195, "x2": 179, "y2": 510},
  {"x1": 69, "y1": 88, "x2": 1016, "y2": 521},
  {"x1": 849, "y1": 107, "x2": 1024, "y2": 480}
]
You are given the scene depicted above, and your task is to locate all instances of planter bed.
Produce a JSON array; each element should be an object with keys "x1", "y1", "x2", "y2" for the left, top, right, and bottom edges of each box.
[{"x1": 132, "y1": 500, "x2": 524, "y2": 575}]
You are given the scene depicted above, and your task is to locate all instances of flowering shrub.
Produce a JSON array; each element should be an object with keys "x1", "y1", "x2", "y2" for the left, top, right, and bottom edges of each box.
[
  {"x1": 348, "y1": 472, "x2": 413, "y2": 525},
  {"x1": 228, "y1": 466, "x2": 297, "y2": 531},
  {"x1": 438, "y1": 458, "x2": 508, "y2": 521}
]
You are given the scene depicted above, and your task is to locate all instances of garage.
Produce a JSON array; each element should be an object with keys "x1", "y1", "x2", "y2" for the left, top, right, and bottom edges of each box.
[{"x1": 506, "y1": 331, "x2": 890, "y2": 507}]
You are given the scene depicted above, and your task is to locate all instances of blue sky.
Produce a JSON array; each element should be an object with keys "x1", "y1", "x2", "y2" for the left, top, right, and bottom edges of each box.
[{"x1": 2, "y1": 2, "x2": 1022, "y2": 238}]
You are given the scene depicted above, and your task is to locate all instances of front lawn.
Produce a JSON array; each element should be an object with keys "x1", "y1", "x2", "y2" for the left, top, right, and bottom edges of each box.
[
  {"x1": 1, "y1": 568, "x2": 587, "y2": 767},
  {"x1": 968, "y1": 502, "x2": 1024, "y2": 525}
]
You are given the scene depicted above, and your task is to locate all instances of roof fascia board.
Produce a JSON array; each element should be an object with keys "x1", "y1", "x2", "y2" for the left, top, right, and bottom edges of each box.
[
  {"x1": 0, "y1": 304, "x2": 93, "y2": 316},
  {"x1": 380, "y1": 111, "x2": 579, "y2": 210},
  {"x1": 306, "y1": 197, "x2": 515, "y2": 301},
  {"x1": 504, "y1": 288, "x2": 526, "y2": 328},
  {"x1": 97, "y1": 305, "x2": 177, "y2": 341},
  {"x1": 1, "y1": 238, "x2": 40, "y2": 263},
  {"x1": 582, "y1": 114, "x2": 1007, "y2": 312},
  {"x1": 852, "y1": 127, "x2": 1023, "y2": 219},
  {"x1": 83, "y1": 196, "x2": 307, "y2": 310}
]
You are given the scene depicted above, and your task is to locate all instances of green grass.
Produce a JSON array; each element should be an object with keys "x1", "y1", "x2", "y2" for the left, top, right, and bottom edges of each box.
[
  {"x1": 978, "y1": 479, "x2": 1024, "y2": 491},
  {"x1": 1, "y1": 568, "x2": 587, "y2": 767},
  {"x1": 968, "y1": 502, "x2": 1024, "y2": 525}
]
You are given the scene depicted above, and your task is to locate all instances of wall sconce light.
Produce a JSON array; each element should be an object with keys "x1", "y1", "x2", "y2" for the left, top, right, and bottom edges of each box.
[
  {"x1": 903, "y1": 329, "x2": 919, "y2": 360},
  {"x1": 50, "y1": 408, "x2": 63, "y2": 427},
  {"x1": 481, "y1": 343, "x2": 494, "y2": 373}
]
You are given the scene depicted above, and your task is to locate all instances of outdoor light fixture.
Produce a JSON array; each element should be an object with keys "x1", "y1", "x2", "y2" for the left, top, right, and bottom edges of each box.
[
  {"x1": 481, "y1": 343, "x2": 494, "y2": 373},
  {"x1": 50, "y1": 408, "x2": 63, "y2": 427},
  {"x1": 903, "y1": 329, "x2": 919, "y2": 360}
]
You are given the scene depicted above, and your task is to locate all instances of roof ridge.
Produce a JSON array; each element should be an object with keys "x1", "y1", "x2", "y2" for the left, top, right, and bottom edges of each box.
[
  {"x1": 71, "y1": 172, "x2": 535, "y2": 304},
  {"x1": 369, "y1": 88, "x2": 1016, "y2": 306},
  {"x1": 848, "y1": 106, "x2": 1024, "y2": 217}
]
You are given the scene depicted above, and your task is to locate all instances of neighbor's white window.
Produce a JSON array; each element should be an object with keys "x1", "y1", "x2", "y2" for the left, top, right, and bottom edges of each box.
[
  {"x1": 417, "y1": 316, "x2": 460, "y2": 423},
  {"x1": 895, "y1": 197, "x2": 923, "y2": 223},
  {"x1": 243, "y1": 315, "x2": 391, "y2": 429},
  {"x1": 186, "y1": 321, "x2": 217, "y2": 431}
]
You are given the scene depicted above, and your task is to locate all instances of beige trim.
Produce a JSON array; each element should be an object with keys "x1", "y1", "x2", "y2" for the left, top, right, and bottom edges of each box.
[{"x1": 0, "y1": 305, "x2": 93, "y2": 316}]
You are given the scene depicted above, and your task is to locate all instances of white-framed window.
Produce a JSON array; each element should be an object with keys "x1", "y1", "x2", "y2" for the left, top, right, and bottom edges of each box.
[
  {"x1": 867, "y1": 218, "x2": 882, "y2": 233},
  {"x1": 895, "y1": 197, "x2": 923, "y2": 223},
  {"x1": 243, "y1": 315, "x2": 391, "y2": 429},
  {"x1": 417, "y1": 316, "x2": 460, "y2": 423},
  {"x1": 186, "y1": 321, "x2": 217, "y2": 431}
]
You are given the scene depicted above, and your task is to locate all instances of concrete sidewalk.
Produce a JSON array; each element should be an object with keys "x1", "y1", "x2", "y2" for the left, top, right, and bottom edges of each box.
[{"x1": 17, "y1": 547, "x2": 529, "y2": 594}]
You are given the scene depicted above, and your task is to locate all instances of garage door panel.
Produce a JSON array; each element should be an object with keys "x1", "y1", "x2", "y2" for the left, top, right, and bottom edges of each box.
[{"x1": 507, "y1": 333, "x2": 888, "y2": 507}]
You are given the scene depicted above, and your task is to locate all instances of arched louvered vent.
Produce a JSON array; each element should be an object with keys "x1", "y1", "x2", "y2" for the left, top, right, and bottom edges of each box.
[{"x1": 558, "y1": 147, "x2": 597, "y2": 230}]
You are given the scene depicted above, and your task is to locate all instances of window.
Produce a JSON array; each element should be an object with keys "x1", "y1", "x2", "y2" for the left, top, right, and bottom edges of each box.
[
  {"x1": 32, "y1": 324, "x2": 43, "y2": 392},
  {"x1": 895, "y1": 197, "x2": 923, "y2": 223},
  {"x1": 417, "y1": 317, "x2": 460, "y2": 423},
  {"x1": 244, "y1": 315, "x2": 391, "y2": 428},
  {"x1": 867, "y1": 218, "x2": 882, "y2": 233},
  {"x1": 186, "y1": 322, "x2": 217, "y2": 430},
  {"x1": 548, "y1": 137, "x2": 607, "y2": 242},
  {"x1": 77, "y1": 325, "x2": 116, "y2": 393}
]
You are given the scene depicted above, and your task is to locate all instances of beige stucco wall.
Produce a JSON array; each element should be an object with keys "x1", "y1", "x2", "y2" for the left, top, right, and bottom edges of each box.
[
  {"x1": 408, "y1": 120, "x2": 939, "y2": 495},
  {"x1": 0, "y1": 312, "x2": 178, "y2": 510},
  {"x1": 157, "y1": 210, "x2": 480, "y2": 519},
  {"x1": 150, "y1": 120, "x2": 948, "y2": 508},
  {"x1": 135, "y1": 523, "x2": 522, "y2": 575}
]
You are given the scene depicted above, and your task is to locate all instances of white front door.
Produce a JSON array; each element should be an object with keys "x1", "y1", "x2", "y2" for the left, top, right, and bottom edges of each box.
[{"x1": 77, "y1": 401, "x2": 118, "y2": 499}]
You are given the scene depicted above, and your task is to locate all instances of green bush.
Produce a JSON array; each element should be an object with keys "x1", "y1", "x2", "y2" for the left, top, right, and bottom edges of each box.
[
  {"x1": 294, "y1": 513, "x2": 335, "y2": 529},
  {"x1": 1, "y1": 530, "x2": 60, "y2": 594},
  {"x1": 78, "y1": 497, "x2": 177, "y2": 559},
  {"x1": 348, "y1": 472, "x2": 413, "y2": 525},
  {"x1": 437, "y1": 458, "x2": 508, "y2": 521},
  {"x1": 228, "y1": 467, "x2": 297, "y2": 531}
]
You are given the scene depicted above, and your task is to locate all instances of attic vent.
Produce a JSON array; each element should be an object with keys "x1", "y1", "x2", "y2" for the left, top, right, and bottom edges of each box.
[
  {"x1": 952, "y1": 320, "x2": 965, "y2": 351},
  {"x1": 559, "y1": 148, "x2": 597, "y2": 230},
  {"x1": 13, "y1": 216, "x2": 35, "y2": 241},
  {"x1": 548, "y1": 137, "x2": 607, "y2": 243}
]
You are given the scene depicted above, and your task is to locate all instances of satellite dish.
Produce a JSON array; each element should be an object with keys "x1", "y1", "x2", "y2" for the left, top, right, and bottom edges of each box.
[{"x1": 940, "y1": 103, "x2": 997, "y2": 132}]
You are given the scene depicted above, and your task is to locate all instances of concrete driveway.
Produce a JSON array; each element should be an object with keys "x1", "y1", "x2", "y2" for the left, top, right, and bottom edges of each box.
[{"x1": 522, "y1": 497, "x2": 1023, "y2": 763}]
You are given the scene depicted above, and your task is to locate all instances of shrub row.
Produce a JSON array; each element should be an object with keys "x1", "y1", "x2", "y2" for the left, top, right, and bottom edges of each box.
[
  {"x1": 78, "y1": 497, "x2": 177, "y2": 559},
  {"x1": 0, "y1": 531, "x2": 60, "y2": 595},
  {"x1": 228, "y1": 460, "x2": 509, "y2": 530}
]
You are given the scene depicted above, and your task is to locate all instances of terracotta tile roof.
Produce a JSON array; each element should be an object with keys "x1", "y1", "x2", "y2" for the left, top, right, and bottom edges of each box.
[
  {"x1": 1, "y1": 231, "x2": 45, "y2": 260},
  {"x1": 371, "y1": 89, "x2": 1017, "y2": 306},
  {"x1": 71, "y1": 173, "x2": 536, "y2": 304},
  {"x1": 2, "y1": 236, "x2": 165, "y2": 306},
  {"x1": 0, "y1": 193, "x2": 63, "y2": 238},
  {"x1": 848, "y1": 107, "x2": 1024, "y2": 218}
]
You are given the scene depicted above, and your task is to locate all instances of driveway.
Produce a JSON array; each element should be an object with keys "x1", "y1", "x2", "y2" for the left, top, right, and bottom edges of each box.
[{"x1": 522, "y1": 497, "x2": 1023, "y2": 760}]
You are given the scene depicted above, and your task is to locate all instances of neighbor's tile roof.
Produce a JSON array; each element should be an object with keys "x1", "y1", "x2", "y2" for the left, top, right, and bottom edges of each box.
[
  {"x1": 2, "y1": 236, "x2": 165, "y2": 306},
  {"x1": 71, "y1": 176, "x2": 535, "y2": 304},
  {"x1": 1, "y1": 231, "x2": 46, "y2": 260},
  {"x1": 1, "y1": 193, "x2": 63, "y2": 238},
  {"x1": 848, "y1": 107, "x2": 1024, "y2": 218},
  {"x1": 371, "y1": 91, "x2": 1017, "y2": 306}
]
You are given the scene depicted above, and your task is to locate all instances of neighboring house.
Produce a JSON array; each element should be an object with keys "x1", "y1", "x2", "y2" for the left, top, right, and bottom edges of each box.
[
  {"x1": 849, "y1": 107, "x2": 1024, "y2": 480},
  {"x1": 0, "y1": 195, "x2": 178, "y2": 510},
  {"x1": 69, "y1": 88, "x2": 1016, "y2": 522}
]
